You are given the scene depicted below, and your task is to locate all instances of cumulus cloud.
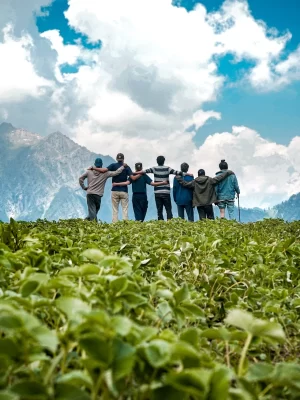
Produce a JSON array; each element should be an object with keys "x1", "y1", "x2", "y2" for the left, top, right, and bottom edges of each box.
[
  {"x1": 0, "y1": 24, "x2": 52, "y2": 102},
  {"x1": 1, "y1": 0, "x2": 300, "y2": 208}
]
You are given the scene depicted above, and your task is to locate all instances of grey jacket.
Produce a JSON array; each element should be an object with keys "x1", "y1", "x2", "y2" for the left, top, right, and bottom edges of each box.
[
  {"x1": 177, "y1": 170, "x2": 234, "y2": 207},
  {"x1": 79, "y1": 166, "x2": 124, "y2": 196}
]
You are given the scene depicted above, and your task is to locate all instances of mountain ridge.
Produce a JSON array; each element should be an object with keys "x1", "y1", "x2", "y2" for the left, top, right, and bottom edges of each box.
[{"x1": 0, "y1": 122, "x2": 299, "y2": 222}]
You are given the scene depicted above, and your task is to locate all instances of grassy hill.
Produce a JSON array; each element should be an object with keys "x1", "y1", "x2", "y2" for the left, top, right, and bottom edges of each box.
[{"x1": 1, "y1": 218, "x2": 300, "y2": 399}]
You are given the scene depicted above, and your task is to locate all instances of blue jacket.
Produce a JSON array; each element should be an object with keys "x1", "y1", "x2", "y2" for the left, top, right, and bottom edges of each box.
[
  {"x1": 173, "y1": 175, "x2": 194, "y2": 205},
  {"x1": 215, "y1": 170, "x2": 240, "y2": 200}
]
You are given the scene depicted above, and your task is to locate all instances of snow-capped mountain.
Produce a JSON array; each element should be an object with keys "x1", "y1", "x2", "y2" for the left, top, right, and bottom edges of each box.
[
  {"x1": 0, "y1": 122, "x2": 299, "y2": 223},
  {"x1": 0, "y1": 122, "x2": 115, "y2": 222}
]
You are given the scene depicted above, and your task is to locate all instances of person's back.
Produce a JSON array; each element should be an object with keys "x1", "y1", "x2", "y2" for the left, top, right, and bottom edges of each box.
[
  {"x1": 215, "y1": 159, "x2": 240, "y2": 219},
  {"x1": 107, "y1": 153, "x2": 133, "y2": 222},
  {"x1": 176, "y1": 168, "x2": 234, "y2": 220},
  {"x1": 173, "y1": 162, "x2": 194, "y2": 221},
  {"x1": 143, "y1": 156, "x2": 184, "y2": 220},
  {"x1": 79, "y1": 157, "x2": 124, "y2": 221}
]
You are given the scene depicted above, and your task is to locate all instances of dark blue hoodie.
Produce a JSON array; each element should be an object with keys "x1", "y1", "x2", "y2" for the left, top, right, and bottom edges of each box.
[{"x1": 173, "y1": 175, "x2": 194, "y2": 205}]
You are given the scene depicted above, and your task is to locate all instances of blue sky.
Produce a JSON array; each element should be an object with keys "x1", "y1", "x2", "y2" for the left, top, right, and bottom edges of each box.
[
  {"x1": 1, "y1": 0, "x2": 300, "y2": 207},
  {"x1": 36, "y1": 0, "x2": 300, "y2": 146}
]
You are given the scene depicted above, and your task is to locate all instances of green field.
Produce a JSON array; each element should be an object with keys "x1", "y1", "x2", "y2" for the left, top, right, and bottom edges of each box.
[{"x1": 1, "y1": 218, "x2": 300, "y2": 399}]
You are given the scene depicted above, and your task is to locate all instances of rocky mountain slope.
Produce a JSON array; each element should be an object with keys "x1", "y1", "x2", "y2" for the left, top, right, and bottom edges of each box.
[
  {"x1": 0, "y1": 122, "x2": 298, "y2": 223},
  {"x1": 0, "y1": 122, "x2": 115, "y2": 222}
]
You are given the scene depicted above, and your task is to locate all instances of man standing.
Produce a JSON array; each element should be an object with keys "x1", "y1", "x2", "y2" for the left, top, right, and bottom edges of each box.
[
  {"x1": 173, "y1": 163, "x2": 194, "y2": 222},
  {"x1": 215, "y1": 159, "x2": 240, "y2": 220},
  {"x1": 79, "y1": 158, "x2": 124, "y2": 221},
  {"x1": 92, "y1": 153, "x2": 137, "y2": 222},
  {"x1": 138, "y1": 156, "x2": 187, "y2": 220},
  {"x1": 176, "y1": 168, "x2": 234, "y2": 220},
  {"x1": 111, "y1": 162, "x2": 168, "y2": 222}
]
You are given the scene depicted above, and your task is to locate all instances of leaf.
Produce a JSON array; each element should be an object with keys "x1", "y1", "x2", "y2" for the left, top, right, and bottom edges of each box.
[
  {"x1": 165, "y1": 369, "x2": 211, "y2": 397},
  {"x1": 157, "y1": 301, "x2": 173, "y2": 323},
  {"x1": 32, "y1": 326, "x2": 58, "y2": 353},
  {"x1": 79, "y1": 335, "x2": 112, "y2": 366},
  {"x1": 11, "y1": 381, "x2": 48, "y2": 399},
  {"x1": 179, "y1": 303, "x2": 204, "y2": 318},
  {"x1": 81, "y1": 249, "x2": 104, "y2": 262},
  {"x1": 56, "y1": 297, "x2": 90, "y2": 319},
  {"x1": 246, "y1": 363, "x2": 274, "y2": 382},
  {"x1": 110, "y1": 276, "x2": 128, "y2": 294},
  {"x1": 78, "y1": 264, "x2": 101, "y2": 276},
  {"x1": 0, "y1": 338, "x2": 19, "y2": 359},
  {"x1": 56, "y1": 371, "x2": 93, "y2": 388},
  {"x1": 20, "y1": 280, "x2": 40, "y2": 297},
  {"x1": 111, "y1": 316, "x2": 132, "y2": 336},
  {"x1": 120, "y1": 292, "x2": 147, "y2": 308},
  {"x1": 112, "y1": 338, "x2": 136, "y2": 380},
  {"x1": 144, "y1": 339, "x2": 171, "y2": 368},
  {"x1": 174, "y1": 284, "x2": 189, "y2": 305},
  {"x1": 180, "y1": 328, "x2": 200, "y2": 347},
  {"x1": 0, "y1": 314, "x2": 23, "y2": 330},
  {"x1": 55, "y1": 383, "x2": 91, "y2": 400},
  {"x1": 0, "y1": 392, "x2": 19, "y2": 400},
  {"x1": 208, "y1": 367, "x2": 232, "y2": 400},
  {"x1": 225, "y1": 309, "x2": 285, "y2": 342}
]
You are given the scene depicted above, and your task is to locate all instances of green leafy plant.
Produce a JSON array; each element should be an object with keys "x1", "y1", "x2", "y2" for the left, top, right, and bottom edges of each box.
[{"x1": 0, "y1": 218, "x2": 299, "y2": 399}]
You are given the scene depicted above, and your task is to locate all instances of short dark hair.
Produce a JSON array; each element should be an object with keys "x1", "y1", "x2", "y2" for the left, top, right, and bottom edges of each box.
[
  {"x1": 219, "y1": 159, "x2": 228, "y2": 170},
  {"x1": 181, "y1": 162, "x2": 189, "y2": 173},
  {"x1": 116, "y1": 153, "x2": 124, "y2": 161},
  {"x1": 135, "y1": 162, "x2": 143, "y2": 171},
  {"x1": 157, "y1": 156, "x2": 165, "y2": 166},
  {"x1": 198, "y1": 169, "x2": 205, "y2": 176}
]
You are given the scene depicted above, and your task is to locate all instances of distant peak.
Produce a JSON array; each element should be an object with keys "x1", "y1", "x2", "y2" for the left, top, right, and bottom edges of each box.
[
  {"x1": 0, "y1": 122, "x2": 15, "y2": 134},
  {"x1": 46, "y1": 131, "x2": 69, "y2": 140}
]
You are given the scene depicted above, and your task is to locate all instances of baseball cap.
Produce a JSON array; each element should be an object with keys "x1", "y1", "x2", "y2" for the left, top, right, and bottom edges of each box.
[
  {"x1": 116, "y1": 153, "x2": 124, "y2": 160},
  {"x1": 94, "y1": 158, "x2": 103, "y2": 167}
]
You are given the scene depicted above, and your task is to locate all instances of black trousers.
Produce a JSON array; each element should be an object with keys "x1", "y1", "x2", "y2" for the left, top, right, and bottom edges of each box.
[
  {"x1": 177, "y1": 203, "x2": 194, "y2": 222},
  {"x1": 86, "y1": 194, "x2": 102, "y2": 221},
  {"x1": 132, "y1": 193, "x2": 148, "y2": 222},
  {"x1": 197, "y1": 205, "x2": 214, "y2": 220},
  {"x1": 155, "y1": 194, "x2": 173, "y2": 220}
]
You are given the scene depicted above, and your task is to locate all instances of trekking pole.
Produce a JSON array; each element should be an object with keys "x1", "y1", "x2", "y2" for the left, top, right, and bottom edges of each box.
[{"x1": 237, "y1": 195, "x2": 241, "y2": 223}]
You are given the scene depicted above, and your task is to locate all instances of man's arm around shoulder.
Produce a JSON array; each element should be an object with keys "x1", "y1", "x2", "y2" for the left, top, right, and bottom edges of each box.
[
  {"x1": 211, "y1": 170, "x2": 234, "y2": 185},
  {"x1": 176, "y1": 176, "x2": 195, "y2": 188},
  {"x1": 108, "y1": 166, "x2": 124, "y2": 177}
]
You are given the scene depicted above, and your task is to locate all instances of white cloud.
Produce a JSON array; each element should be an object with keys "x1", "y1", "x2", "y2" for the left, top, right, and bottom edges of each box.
[
  {"x1": 0, "y1": 24, "x2": 52, "y2": 102},
  {"x1": 1, "y1": 0, "x2": 300, "y2": 209}
]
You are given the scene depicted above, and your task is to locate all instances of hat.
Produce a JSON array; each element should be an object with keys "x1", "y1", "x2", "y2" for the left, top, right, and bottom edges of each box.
[
  {"x1": 94, "y1": 158, "x2": 103, "y2": 167},
  {"x1": 198, "y1": 169, "x2": 205, "y2": 176},
  {"x1": 135, "y1": 162, "x2": 142, "y2": 169},
  {"x1": 117, "y1": 153, "x2": 124, "y2": 160}
]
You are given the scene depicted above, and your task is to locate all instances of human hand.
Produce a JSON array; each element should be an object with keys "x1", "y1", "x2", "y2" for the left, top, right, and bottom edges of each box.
[
  {"x1": 112, "y1": 183, "x2": 117, "y2": 187},
  {"x1": 123, "y1": 162, "x2": 128, "y2": 168},
  {"x1": 87, "y1": 166, "x2": 93, "y2": 170}
]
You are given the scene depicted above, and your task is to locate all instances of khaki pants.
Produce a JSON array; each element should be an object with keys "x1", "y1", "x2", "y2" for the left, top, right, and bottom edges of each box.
[{"x1": 111, "y1": 191, "x2": 129, "y2": 222}]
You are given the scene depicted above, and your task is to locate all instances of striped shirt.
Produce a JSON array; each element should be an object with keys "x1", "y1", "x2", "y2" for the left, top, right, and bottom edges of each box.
[{"x1": 144, "y1": 166, "x2": 183, "y2": 195}]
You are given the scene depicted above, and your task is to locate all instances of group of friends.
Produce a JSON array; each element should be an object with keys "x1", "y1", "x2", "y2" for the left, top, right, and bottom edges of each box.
[{"x1": 79, "y1": 153, "x2": 240, "y2": 223}]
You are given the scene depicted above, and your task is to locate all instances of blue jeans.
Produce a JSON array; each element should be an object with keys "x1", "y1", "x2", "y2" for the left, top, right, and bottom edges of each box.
[
  {"x1": 218, "y1": 199, "x2": 235, "y2": 220},
  {"x1": 177, "y1": 203, "x2": 194, "y2": 222}
]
